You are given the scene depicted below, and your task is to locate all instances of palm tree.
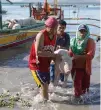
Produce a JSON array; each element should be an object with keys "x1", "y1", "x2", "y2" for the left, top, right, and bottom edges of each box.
[{"x1": 0, "y1": 0, "x2": 13, "y2": 29}]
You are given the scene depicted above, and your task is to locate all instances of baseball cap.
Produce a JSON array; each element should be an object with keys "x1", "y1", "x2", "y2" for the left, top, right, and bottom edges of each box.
[{"x1": 78, "y1": 24, "x2": 87, "y2": 31}]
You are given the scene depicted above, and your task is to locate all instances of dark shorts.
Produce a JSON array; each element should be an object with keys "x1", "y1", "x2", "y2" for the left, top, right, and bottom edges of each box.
[{"x1": 31, "y1": 70, "x2": 50, "y2": 88}]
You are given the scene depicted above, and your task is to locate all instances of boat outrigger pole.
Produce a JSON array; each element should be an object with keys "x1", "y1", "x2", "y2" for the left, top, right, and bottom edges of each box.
[
  {"x1": 0, "y1": 0, "x2": 2, "y2": 29},
  {"x1": 0, "y1": 0, "x2": 13, "y2": 29},
  {"x1": 54, "y1": 0, "x2": 58, "y2": 15},
  {"x1": 6, "y1": 0, "x2": 13, "y2": 4}
]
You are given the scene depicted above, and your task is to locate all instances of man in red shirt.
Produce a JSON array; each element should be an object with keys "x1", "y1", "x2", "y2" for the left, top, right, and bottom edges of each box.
[{"x1": 29, "y1": 17, "x2": 61, "y2": 102}]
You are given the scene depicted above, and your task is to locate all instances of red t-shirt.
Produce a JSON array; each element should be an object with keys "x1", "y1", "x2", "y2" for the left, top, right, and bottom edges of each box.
[{"x1": 29, "y1": 29, "x2": 56, "y2": 73}]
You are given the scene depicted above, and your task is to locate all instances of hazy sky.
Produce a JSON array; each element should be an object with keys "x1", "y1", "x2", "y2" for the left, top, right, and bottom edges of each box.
[
  {"x1": 3, "y1": 0, "x2": 100, "y2": 4},
  {"x1": 3, "y1": 0, "x2": 23, "y2": 2}
]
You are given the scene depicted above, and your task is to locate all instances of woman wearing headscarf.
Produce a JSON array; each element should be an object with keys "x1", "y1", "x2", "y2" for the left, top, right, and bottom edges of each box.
[{"x1": 69, "y1": 24, "x2": 96, "y2": 102}]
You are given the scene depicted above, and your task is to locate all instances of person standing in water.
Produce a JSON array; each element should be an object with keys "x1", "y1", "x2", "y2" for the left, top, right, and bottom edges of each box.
[
  {"x1": 29, "y1": 17, "x2": 61, "y2": 102},
  {"x1": 69, "y1": 24, "x2": 96, "y2": 102}
]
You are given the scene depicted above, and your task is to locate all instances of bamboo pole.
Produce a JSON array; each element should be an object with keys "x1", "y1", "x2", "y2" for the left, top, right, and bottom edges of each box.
[
  {"x1": 0, "y1": 0, "x2": 2, "y2": 29},
  {"x1": 0, "y1": 0, "x2": 13, "y2": 29}
]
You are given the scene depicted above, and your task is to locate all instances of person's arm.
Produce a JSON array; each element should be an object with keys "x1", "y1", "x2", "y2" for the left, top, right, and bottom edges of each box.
[
  {"x1": 35, "y1": 32, "x2": 59, "y2": 58},
  {"x1": 68, "y1": 48, "x2": 74, "y2": 57},
  {"x1": 73, "y1": 54, "x2": 86, "y2": 59},
  {"x1": 86, "y1": 38, "x2": 96, "y2": 60}
]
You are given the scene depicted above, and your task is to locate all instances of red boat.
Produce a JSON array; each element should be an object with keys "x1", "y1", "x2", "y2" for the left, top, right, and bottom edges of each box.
[{"x1": 30, "y1": 0, "x2": 64, "y2": 20}]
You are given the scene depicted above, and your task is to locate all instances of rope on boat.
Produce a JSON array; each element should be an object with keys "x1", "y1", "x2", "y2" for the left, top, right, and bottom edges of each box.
[
  {"x1": 66, "y1": 23, "x2": 100, "y2": 28},
  {"x1": 64, "y1": 18, "x2": 100, "y2": 21}
]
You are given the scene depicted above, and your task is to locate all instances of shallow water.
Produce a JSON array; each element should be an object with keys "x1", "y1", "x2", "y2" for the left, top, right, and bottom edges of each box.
[{"x1": 0, "y1": 41, "x2": 100, "y2": 110}]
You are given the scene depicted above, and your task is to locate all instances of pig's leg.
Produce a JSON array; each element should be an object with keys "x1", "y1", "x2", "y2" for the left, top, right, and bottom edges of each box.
[
  {"x1": 62, "y1": 71, "x2": 71, "y2": 88},
  {"x1": 54, "y1": 62, "x2": 60, "y2": 86}
]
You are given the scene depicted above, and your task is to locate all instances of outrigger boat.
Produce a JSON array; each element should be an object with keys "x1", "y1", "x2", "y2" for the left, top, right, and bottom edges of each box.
[
  {"x1": 0, "y1": 0, "x2": 64, "y2": 50},
  {"x1": 0, "y1": 20, "x2": 44, "y2": 50},
  {"x1": 0, "y1": 0, "x2": 45, "y2": 50},
  {"x1": 0, "y1": 0, "x2": 65, "y2": 50}
]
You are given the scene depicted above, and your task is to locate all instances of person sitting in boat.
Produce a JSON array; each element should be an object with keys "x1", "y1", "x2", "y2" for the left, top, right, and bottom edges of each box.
[
  {"x1": 8, "y1": 19, "x2": 21, "y2": 30},
  {"x1": 7, "y1": 20, "x2": 13, "y2": 29}
]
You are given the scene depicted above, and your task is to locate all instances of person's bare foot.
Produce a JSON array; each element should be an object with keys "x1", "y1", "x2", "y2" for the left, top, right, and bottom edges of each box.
[{"x1": 71, "y1": 96, "x2": 83, "y2": 104}]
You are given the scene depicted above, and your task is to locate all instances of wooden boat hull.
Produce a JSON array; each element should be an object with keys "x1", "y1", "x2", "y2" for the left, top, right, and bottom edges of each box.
[{"x1": 0, "y1": 30, "x2": 40, "y2": 50}]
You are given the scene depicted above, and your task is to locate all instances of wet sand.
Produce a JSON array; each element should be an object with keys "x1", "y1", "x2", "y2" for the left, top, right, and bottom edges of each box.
[{"x1": 0, "y1": 41, "x2": 100, "y2": 110}]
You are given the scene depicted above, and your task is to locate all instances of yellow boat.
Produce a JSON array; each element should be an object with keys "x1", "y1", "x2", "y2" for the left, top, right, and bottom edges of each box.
[
  {"x1": 0, "y1": 1, "x2": 45, "y2": 50},
  {"x1": 0, "y1": 21, "x2": 44, "y2": 50}
]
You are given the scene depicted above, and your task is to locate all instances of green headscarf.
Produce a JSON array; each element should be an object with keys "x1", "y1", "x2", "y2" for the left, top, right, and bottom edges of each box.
[{"x1": 70, "y1": 24, "x2": 90, "y2": 55}]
